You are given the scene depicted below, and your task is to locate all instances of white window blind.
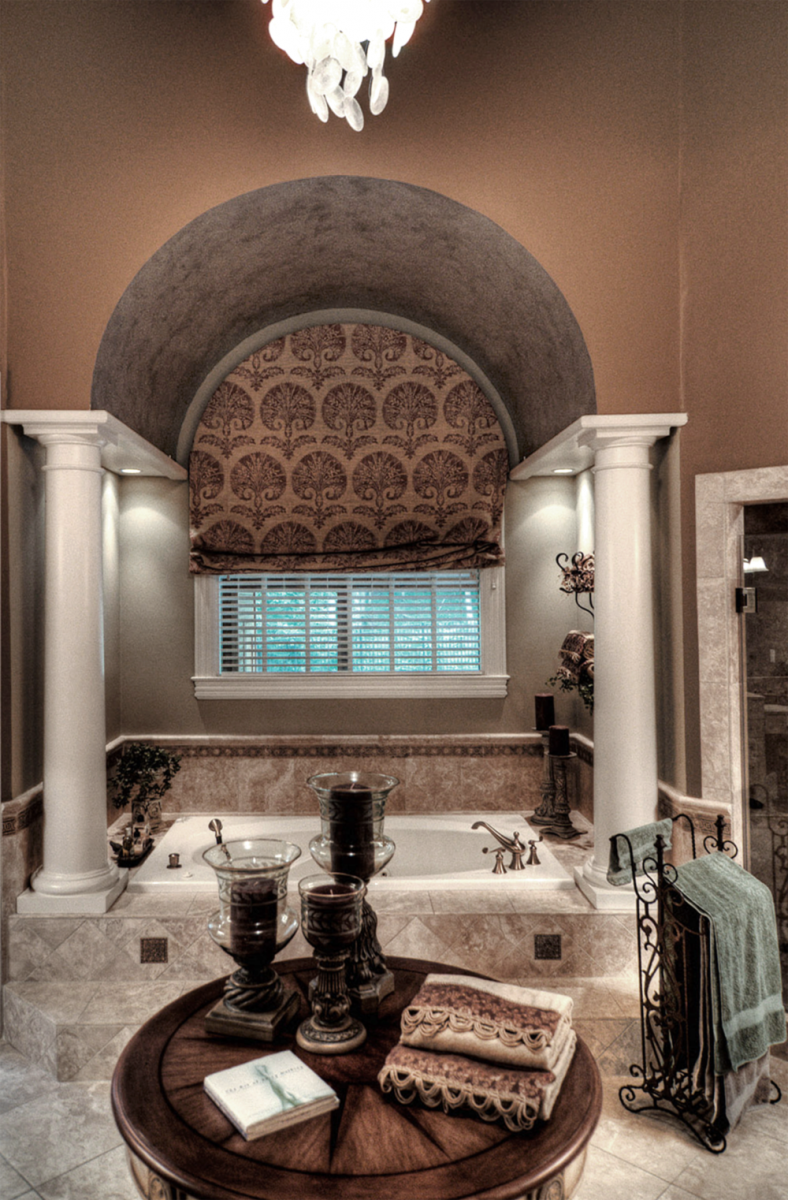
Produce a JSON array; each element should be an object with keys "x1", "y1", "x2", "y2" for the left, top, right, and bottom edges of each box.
[{"x1": 218, "y1": 572, "x2": 482, "y2": 675}]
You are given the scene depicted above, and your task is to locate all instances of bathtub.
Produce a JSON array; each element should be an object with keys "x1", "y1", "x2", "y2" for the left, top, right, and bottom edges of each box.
[{"x1": 127, "y1": 812, "x2": 575, "y2": 893}]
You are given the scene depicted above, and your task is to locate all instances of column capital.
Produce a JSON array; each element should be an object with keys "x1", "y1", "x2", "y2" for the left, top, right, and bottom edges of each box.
[
  {"x1": 1, "y1": 410, "x2": 187, "y2": 479},
  {"x1": 510, "y1": 413, "x2": 687, "y2": 481},
  {"x1": 576, "y1": 414, "x2": 687, "y2": 454},
  {"x1": 4, "y1": 410, "x2": 119, "y2": 450}
]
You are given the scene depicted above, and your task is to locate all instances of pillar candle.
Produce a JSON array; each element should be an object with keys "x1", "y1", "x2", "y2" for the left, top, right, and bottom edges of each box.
[
  {"x1": 548, "y1": 725, "x2": 571, "y2": 757},
  {"x1": 303, "y1": 882, "x2": 361, "y2": 948},
  {"x1": 229, "y1": 877, "x2": 278, "y2": 958},
  {"x1": 535, "y1": 693, "x2": 555, "y2": 731},
  {"x1": 328, "y1": 786, "x2": 375, "y2": 879}
]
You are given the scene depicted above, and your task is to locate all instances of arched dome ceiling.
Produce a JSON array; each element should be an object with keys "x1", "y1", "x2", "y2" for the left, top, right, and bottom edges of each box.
[{"x1": 91, "y1": 177, "x2": 595, "y2": 463}]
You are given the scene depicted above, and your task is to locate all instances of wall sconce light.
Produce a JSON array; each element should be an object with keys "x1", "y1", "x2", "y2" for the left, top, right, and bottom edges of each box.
[
  {"x1": 743, "y1": 556, "x2": 768, "y2": 574},
  {"x1": 263, "y1": 0, "x2": 430, "y2": 131}
]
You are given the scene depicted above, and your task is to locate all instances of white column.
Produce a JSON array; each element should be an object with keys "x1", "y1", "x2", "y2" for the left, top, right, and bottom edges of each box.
[
  {"x1": 575, "y1": 423, "x2": 671, "y2": 910},
  {"x1": 17, "y1": 419, "x2": 126, "y2": 912},
  {"x1": 575, "y1": 468, "x2": 595, "y2": 555}
]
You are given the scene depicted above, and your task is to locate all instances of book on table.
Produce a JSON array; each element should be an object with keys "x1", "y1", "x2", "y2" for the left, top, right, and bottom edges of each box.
[{"x1": 204, "y1": 1049, "x2": 339, "y2": 1140}]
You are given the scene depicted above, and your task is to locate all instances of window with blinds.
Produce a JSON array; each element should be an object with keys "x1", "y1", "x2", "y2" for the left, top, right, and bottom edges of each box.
[{"x1": 218, "y1": 572, "x2": 482, "y2": 675}]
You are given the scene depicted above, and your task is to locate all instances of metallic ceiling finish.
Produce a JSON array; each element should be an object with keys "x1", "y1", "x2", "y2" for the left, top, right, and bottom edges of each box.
[{"x1": 91, "y1": 177, "x2": 595, "y2": 461}]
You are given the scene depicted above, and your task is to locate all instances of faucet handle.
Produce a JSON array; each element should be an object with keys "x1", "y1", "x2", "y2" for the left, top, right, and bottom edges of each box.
[
  {"x1": 208, "y1": 818, "x2": 224, "y2": 845},
  {"x1": 482, "y1": 846, "x2": 507, "y2": 874}
]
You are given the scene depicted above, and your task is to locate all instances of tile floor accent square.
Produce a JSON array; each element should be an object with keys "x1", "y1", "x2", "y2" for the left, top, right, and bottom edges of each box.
[
  {"x1": 534, "y1": 933, "x2": 562, "y2": 960},
  {"x1": 140, "y1": 938, "x2": 168, "y2": 964}
]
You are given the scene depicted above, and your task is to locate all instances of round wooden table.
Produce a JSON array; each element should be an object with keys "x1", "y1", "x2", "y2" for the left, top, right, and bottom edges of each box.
[{"x1": 112, "y1": 957, "x2": 601, "y2": 1200}]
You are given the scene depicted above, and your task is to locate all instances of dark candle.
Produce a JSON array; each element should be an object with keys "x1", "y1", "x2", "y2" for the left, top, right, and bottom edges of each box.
[
  {"x1": 303, "y1": 882, "x2": 361, "y2": 948},
  {"x1": 535, "y1": 693, "x2": 555, "y2": 731},
  {"x1": 229, "y1": 877, "x2": 278, "y2": 958},
  {"x1": 548, "y1": 725, "x2": 571, "y2": 757},
  {"x1": 328, "y1": 786, "x2": 375, "y2": 879}
]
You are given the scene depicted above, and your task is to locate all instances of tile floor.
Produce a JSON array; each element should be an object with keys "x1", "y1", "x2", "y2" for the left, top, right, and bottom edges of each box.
[{"x1": 0, "y1": 976, "x2": 786, "y2": 1200}]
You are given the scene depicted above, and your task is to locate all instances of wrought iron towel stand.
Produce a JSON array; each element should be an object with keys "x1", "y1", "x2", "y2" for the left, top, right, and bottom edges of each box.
[{"x1": 612, "y1": 812, "x2": 782, "y2": 1153}]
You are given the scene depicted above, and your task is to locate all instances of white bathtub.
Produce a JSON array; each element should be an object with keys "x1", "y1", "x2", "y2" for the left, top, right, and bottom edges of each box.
[{"x1": 127, "y1": 812, "x2": 575, "y2": 893}]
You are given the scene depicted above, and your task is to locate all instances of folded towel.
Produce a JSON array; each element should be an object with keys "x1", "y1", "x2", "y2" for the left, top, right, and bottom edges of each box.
[
  {"x1": 378, "y1": 1030, "x2": 577, "y2": 1131},
  {"x1": 675, "y1": 853, "x2": 786, "y2": 1073},
  {"x1": 607, "y1": 818, "x2": 673, "y2": 886},
  {"x1": 400, "y1": 974, "x2": 574, "y2": 1071}
]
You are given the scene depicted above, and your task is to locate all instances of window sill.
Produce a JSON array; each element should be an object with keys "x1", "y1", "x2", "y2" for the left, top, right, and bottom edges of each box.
[{"x1": 192, "y1": 673, "x2": 509, "y2": 700}]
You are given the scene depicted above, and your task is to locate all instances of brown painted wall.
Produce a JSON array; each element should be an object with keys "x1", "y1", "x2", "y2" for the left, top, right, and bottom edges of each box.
[
  {"x1": 0, "y1": 1, "x2": 683, "y2": 415},
  {"x1": 678, "y1": 3, "x2": 788, "y2": 790},
  {"x1": 1, "y1": 1, "x2": 787, "y2": 795}
]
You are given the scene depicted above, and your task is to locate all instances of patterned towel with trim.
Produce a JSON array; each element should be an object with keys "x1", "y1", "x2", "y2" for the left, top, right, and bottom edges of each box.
[
  {"x1": 378, "y1": 1031, "x2": 577, "y2": 1131},
  {"x1": 399, "y1": 974, "x2": 574, "y2": 1071}
]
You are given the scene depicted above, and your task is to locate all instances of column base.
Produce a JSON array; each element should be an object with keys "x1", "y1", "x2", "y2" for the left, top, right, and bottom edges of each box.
[
  {"x1": 17, "y1": 868, "x2": 128, "y2": 914},
  {"x1": 574, "y1": 861, "x2": 636, "y2": 912}
]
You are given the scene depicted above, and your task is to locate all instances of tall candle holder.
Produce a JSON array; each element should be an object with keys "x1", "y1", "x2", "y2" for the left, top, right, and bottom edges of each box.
[
  {"x1": 532, "y1": 726, "x2": 580, "y2": 840},
  {"x1": 296, "y1": 874, "x2": 367, "y2": 1055},
  {"x1": 202, "y1": 837, "x2": 301, "y2": 1041},
  {"x1": 531, "y1": 694, "x2": 557, "y2": 826},
  {"x1": 307, "y1": 771, "x2": 398, "y2": 1015},
  {"x1": 531, "y1": 731, "x2": 558, "y2": 825}
]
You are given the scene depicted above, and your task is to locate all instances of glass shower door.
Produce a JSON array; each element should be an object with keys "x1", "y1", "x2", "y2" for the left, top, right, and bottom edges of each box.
[{"x1": 742, "y1": 502, "x2": 788, "y2": 995}]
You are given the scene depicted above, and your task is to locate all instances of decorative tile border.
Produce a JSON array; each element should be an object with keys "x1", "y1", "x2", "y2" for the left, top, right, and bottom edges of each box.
[
  {"x1": 573, "y1": 739, "x2": 593, "y2": 767},
  {"x1": 2, "y1": 788, "x2": 43, "y2": 837},
  {"x1": 164, "y1": 741, "x2": 545, "y2": 760}
]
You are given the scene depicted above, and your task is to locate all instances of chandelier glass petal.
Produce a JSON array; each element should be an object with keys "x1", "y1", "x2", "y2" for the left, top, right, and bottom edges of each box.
[{"x1": 263, "y1": 0, "x2": 430, "y2": 131}]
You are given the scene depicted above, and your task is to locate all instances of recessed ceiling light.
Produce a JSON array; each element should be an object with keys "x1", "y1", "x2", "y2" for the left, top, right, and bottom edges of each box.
[
  {"x1": 743, "y1": 556, "x2": 768, "y2": 573},
  {"x1": 120, "y1": 468, "x2": 142, "y2": 475},
  {"x1": 552, "y1": 468, "x2": 574, "y2": 475}
]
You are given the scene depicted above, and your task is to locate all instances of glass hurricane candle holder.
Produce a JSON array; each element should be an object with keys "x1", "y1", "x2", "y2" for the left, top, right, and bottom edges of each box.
[
  {"x1": 202, "y1": 837, "x2": 301, "y2": 1041},
  {"x1": 296, "y1": 874, "x2": 367, "y2": 1055},
  {"x1": 307, "y1": 772, "x2": 398, "y2": 1014}
]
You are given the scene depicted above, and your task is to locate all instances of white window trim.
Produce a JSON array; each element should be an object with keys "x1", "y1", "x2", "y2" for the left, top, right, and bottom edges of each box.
[{"x1": 192, "y1": 568, "x2": 508, "y2": 699}]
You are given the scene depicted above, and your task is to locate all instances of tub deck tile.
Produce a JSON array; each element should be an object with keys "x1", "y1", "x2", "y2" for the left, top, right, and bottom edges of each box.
[{"x1": 428, "y1": 889, "x2": 519, "y2": 913}]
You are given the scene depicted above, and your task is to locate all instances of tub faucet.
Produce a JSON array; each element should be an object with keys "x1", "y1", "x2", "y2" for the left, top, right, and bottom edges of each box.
[
  {"x1": 471, "y1": 821, "x2": 527, "y2": 871},
  {"x1": 208, "y1": 818, "x2": 224, "y2": 845}
]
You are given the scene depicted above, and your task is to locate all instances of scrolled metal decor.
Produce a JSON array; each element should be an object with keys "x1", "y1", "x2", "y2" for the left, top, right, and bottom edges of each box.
[{"x1": 556, "y1": 551, "x2": 594, "y2": 618}]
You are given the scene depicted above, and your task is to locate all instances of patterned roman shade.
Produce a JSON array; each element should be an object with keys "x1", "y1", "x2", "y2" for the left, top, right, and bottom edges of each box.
[{"x1": 188, "y1": 324, "x2": 509, "y2": 573}]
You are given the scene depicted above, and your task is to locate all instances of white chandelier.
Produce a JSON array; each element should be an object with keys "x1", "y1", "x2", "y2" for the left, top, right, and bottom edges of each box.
[{"x1": 262, "y1": 0, "x2": 430, "y2": 131}]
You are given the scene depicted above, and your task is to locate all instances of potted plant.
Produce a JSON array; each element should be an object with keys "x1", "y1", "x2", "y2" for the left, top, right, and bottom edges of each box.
[{"x1": 110, "y1": 742, "x2": 182, "y2": 834}]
